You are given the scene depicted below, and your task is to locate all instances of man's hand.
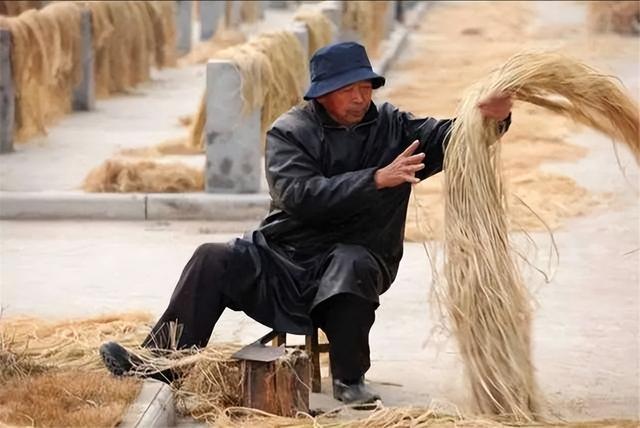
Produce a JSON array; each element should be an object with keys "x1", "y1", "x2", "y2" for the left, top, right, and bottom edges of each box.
[
  {"x1": 477, "y1": 91, "x2": 512, "y2": 121},
  {"x1": 374, "y1": 140, "x2": 425, "y2": 189}
]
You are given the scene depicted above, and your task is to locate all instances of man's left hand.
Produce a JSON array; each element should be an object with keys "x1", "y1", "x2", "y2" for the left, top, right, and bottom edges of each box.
[{"x1": 477, "y1": 91, "x2": 512, "y2": 121}]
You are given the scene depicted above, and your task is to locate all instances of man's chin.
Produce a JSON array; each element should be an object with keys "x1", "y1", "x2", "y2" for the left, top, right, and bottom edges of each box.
[{"x1": 346, "y1": 112, "x2": 367, "y2": 124}]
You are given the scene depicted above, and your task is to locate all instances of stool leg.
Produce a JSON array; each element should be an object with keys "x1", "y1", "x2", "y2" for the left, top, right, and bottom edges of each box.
[
  {"x1": 307, "y1": 330, "x2": 321, "y2": 393},
  {"x1": 272, "y1": 332, "x2": 286, "y2": 347}
]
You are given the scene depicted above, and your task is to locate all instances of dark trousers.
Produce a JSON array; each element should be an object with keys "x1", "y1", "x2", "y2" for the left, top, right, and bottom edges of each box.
[{"x1": 142, "y1": 243, "x2": 376, "y2": 381}]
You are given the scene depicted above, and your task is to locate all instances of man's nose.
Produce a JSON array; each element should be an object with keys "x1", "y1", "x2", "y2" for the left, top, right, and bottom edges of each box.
[{"x1": 352, "y1": 90, "x2": 364, "y2": 104}]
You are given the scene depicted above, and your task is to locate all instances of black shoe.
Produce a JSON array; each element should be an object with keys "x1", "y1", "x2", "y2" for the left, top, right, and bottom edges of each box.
[
  {"x1": 99, "y1": 341, "x2": 142, "y2": 376},
  {"x1": 100, "y1": 341, "x2": 178, "y2": 384},
  {"x1": 332, "y1": 376, "x2": 381, "y2": 408}
]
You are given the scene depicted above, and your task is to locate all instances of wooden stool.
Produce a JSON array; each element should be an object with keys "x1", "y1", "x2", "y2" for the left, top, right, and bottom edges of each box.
[{"x1": 272, "y1": 329, "x2": 330, "y2": 393}]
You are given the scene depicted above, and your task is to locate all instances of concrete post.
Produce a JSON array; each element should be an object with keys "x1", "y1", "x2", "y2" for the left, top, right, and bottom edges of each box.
[
  {"x1": 200, "y1": 0, "x2": 224, "y2": 41},
  {"x1": 0, "y1": 29, "x2": 14, "y2": 154},
  {"x1": 205, "y1": 60, "x2": 261, "y2": 193},
  {"x1": 396, "y1": 0, "x2": 404, "y2": 24},
  {"x1": 385, "y1": 0, "x2": 397, "y2": 39},
  {"x1": 72, "y1": 9, "x2": 95, "y2": 111},
  {"x1": 290, "y1": 22, "x2": 309, "y2": 61},
  {"x1": 175, "y1": 0, "x2": 192, "y2": 55},
  {"x1": 265, "y1": 1, "x2": 289, "y2": 9}
]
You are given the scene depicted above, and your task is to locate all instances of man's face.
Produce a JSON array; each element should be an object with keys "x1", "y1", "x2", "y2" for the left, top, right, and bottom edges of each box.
[{"x1": 317, "y1": 80, "x2": 373, "y2": 126}]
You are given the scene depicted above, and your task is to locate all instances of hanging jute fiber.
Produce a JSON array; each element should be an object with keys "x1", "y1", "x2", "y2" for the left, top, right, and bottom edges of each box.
[
  {"x1": 588, "y1": 1, "x2": 640, "y2": 35},
  {"x1": 216, "y1": 31, "x2": 307, "y2": 137},
  {"x1": 294, "y1": 6, "x2": 334, "y2": 56},
  {"x1": 0, "y1": 2, "x2": 83, "y2": 141},
  {"x1": 440, "y1": 51, "x2": 639, "y2": 421},
  {"x1": 342, "y1": 1, "x2": 389, "y2": 57},
  {"x1": 0, "y1": 0, "x2": 42, "y2": 16},
  {"x1": 82, "y1": 1, "x2": 177, "y2": 98},
  {"x1": 83, "y1": 158, "x2": 204, "y2": 192},
  {"x1": 179, "y1": 30, "x2": 307, "y2": 151}
]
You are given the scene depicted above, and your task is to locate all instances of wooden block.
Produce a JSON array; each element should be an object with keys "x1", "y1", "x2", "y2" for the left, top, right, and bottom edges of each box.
[
  {"x1": 241, "y1": 350, "x2": 310, "y2": 417},
  {"x1": 275, "y1": 350, "x2": 310, "y2": 416}
]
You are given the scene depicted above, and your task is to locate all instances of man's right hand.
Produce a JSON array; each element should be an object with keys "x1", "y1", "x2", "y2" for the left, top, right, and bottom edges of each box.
[{"x1": 374, "y1": 140, "x2": 425, "y2": 189}]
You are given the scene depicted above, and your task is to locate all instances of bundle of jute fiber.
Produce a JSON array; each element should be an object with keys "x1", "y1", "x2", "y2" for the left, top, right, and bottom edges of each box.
[
  {"x1": 440, "y1": 51, "x2": 639, "y2": 420},
  {"x1": 0, "y1": 0, "x2": 42, "y2": 16},
  {"x1": 0, "y1": 2, "x2": 83, "y2": 140},
  {"x1": 83, "y1": 158, "x2": 204, "y2": 192},
  {"x1": 294, "y1": 6, "x2": 335, "y2": 56},
  {"x1": 81, "y1": 1, "x2": 176, "y2": 98},
  {"x1": 588, "y1": 1, "x2": 640, "y2": 35},
  {"x1": 342, "y1": 1, "x2": 389, "y2": 57}
]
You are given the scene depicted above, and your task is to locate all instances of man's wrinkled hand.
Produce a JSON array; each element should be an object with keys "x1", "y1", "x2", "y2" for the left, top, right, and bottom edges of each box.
[
  {"x1": 477, "y1": 91, "x2": 512, "y2": 121},
  {"x1": 374, "y1": 140, "x2": 425, "y2": 189}
]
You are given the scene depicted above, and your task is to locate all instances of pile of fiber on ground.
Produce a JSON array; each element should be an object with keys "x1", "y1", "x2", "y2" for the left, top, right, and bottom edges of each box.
[{"x1": 83, "y1": 158, "x2": 204, "y2": 192}]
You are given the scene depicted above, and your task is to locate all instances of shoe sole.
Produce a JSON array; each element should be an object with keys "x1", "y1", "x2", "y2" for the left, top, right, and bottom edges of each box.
[{"x1": 100, "y1": 342, "x2": 132, "y2": 376}]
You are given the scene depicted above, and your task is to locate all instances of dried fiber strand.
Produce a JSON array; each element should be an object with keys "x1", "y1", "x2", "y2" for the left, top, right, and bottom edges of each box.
[{"x1": 440, "y1": 51, "x2": 639, "y2": 420}]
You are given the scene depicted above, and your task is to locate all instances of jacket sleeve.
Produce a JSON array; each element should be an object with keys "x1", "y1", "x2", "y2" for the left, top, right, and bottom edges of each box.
[
  {"x1": 399, "y1": 111, "x2": 511, "y2": 180},
  {"x1": 265, "y1": 126, "x2": 381, "y2": 225}
]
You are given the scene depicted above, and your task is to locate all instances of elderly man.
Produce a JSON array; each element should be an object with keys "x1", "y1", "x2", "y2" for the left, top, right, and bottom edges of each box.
[{"x1": 101, "y1": 42, "x2": 511, "y2": 405}]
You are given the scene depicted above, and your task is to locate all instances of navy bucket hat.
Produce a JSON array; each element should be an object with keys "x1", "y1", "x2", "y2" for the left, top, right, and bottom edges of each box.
[{"x1": 303, "y1": 41, "x2": 385, "y2": 100}]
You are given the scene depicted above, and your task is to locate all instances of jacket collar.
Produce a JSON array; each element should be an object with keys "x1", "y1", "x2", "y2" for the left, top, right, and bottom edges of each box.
[{"x1": 310, "y1": 100, "x2": 379, "y2": 129}]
